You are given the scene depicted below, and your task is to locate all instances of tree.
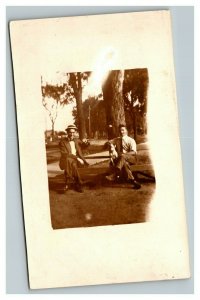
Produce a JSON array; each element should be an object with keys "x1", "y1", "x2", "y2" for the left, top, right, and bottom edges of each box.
[
  {"x1": 41, "y1": 77, "x2": 74, "y2": 139},
  {"x1": 72, "y1": 95, "x2": 107, "y2": 139},
  {"x1": 123, "y1": 69, "x2": 149, "y2": 140},
  {"x1": 102, "y1": 70, "x2": 126, "y2": 139},
  {"x1": 68, "y1": 72, "x2": 90, "y2": 139},
  {"x1": 90, "y1": 98, "x2": 107, "y2": 138}
]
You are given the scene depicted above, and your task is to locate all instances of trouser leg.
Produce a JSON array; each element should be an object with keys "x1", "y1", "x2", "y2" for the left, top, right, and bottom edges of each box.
[
  {"x1": 64, "y1": 157, "x2": 82, "y2": 184},
  {"x1": 115, "y1": 156, "x2": 135, "y2": 181},
  {"x1": 122, "y1": 162, "x2": 135, "y2": 180},
  {"x1": 110, "y1": 155, "x2": 141, "y2": 189},
  {"x1": 71, "y1": 161, "x2": 82, "y2": 184}
]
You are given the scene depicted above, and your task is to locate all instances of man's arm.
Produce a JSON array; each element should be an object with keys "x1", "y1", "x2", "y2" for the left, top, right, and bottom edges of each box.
[
  {"x1": 79, "y1": 138, "x2": 90, "y2": 148},
  {"x1": 59, "y1": 140, "x2": 67, "y2": 155},
  {"x1": 129, "y1": 138, "x2": 137, "y2": 155},
  {"x1": 76, "y1": 139, "x2": 89, "y2": 165}
]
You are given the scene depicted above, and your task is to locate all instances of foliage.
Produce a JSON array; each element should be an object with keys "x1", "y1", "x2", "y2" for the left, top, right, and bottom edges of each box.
[
  {"x1": 123, "y1": 69, "x2": 149, "y2": 135},
  {"x1": 73, "y1": 95, "x2": 107, "y2": 138},
  {"x1": 42, "y1": 69, "x2": 149, "y2": 139},
  {"x1": 67, "y1": 72, "x2": 91, "y2": 139},
  {"x1": 41, "y1": 79, "x2": 74, "y2": 136}
]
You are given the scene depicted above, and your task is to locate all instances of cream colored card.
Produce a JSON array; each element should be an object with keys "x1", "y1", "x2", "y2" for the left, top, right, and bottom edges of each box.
[{"x1": 10, "y1": 10, "x2": 190, "y2": 289}]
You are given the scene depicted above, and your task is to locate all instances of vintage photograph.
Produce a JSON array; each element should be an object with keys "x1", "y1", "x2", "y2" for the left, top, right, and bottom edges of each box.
[
  {"x1": 42, "y1": 69, "x2": 155, "y2": 229},
  {"x1": 9, "y1": 10, "x2": 190, "y2": 289}
]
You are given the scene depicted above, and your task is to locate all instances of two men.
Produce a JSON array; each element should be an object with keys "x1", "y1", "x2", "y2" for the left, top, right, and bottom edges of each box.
[
  {"x1": 106, "y1": 124, "x2": 141, "y2": 189},
  {"x1": 59, "y1": 125, "x2": 89, "y2": 193},
  {"x1": 59, "y1": 123, "x2": 141, "y2": 192}
]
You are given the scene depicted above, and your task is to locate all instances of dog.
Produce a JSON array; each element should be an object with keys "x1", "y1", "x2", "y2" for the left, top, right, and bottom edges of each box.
[{"x1": 109, "y1": 143, "x2": 118, "y2": 166}]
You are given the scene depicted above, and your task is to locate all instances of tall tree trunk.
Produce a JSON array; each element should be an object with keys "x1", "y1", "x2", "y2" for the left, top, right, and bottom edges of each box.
[
  {"x1": 131, "y1": 108, "x2": 137, "y2": 142},
  {"x1": 51, "y1": 121, "x2": 55, "y2": 138},
  {"x1": 76, "y1": 73, "x2": 86, "y2": 139},
  {"x1": 102, "y1": 70, "x2": 126, "y2": 139},
  {"x1": 69, "y1": 73, "x2": 86, "y2": 139}
]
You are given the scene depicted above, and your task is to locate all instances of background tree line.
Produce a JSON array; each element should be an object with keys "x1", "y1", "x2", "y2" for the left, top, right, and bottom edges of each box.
[{"x1": 41, "y1": 69, "x2": 148, "y2": 142}]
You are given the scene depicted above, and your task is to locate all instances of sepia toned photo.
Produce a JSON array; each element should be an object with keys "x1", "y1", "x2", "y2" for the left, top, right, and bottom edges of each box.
[
  {"x1": 42, "y1": 69, "x2": 156, "y2": 229},
  {"x1": 10, "y1": 10, "x2": 190, "y2": 289}
]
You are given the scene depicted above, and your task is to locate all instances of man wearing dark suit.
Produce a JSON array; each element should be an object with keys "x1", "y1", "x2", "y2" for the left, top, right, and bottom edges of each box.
[{"x1": 59, "y1": 125, "x2": 89, "y2": 193}]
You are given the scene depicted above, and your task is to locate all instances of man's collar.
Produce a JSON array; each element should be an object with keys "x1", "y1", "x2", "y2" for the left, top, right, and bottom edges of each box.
[{"x1": 67, "y1": 137, "x2": 75, "y2": 142}]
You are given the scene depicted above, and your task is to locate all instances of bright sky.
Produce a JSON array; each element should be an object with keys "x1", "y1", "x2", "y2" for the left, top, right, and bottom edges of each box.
[
  {"x1": 43, "y1": 103, "x2": 75, "y2": 131},
  {"x1": 43, "y1": 81, "x2": 102, "y2": 131},
  {"x1": 43, "y1": 47, "x2": 117, "y2": 131}
]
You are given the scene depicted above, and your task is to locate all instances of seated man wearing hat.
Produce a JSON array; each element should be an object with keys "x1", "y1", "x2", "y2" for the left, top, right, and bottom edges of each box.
[{"x1": 59, "y1": 124, "x2": 89, "y2": 193}]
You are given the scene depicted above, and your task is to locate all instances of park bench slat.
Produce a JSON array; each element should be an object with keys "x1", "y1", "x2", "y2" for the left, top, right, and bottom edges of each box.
[
  {"x1": 79, "y1": 164, "x2": 154, "y2": 174},
  {"x1": 84, "y1": 155, "x2": 110, "y2": 159}
]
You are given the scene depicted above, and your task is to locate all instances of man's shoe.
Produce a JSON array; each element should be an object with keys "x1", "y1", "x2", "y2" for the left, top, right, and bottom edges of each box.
[
  {"x1": 105, "y1": 173, "x2": 116, "y2": 181},
  {"x1": 75, "y1": 184, "x2": 84, "y2": 193},
  {"x1": 132, "y1": 180, "x2": 141, "y2": 190}
]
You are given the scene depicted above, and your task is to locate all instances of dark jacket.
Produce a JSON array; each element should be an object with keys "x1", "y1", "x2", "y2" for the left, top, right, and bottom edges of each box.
[{"x1": 59, "y1": 137, "x2": 87, "y2": 170}]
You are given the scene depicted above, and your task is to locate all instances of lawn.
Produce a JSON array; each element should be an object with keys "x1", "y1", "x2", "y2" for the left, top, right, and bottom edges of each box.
[
  {"x1": 49, "y1": 181, "x2": 154, "y2": 229},
  {"x1": 48, "y1": 159, "x2": 155, "y2": 229},
  {"x1": 46, "y1": 135, "x2": 155, "y2": 229}
]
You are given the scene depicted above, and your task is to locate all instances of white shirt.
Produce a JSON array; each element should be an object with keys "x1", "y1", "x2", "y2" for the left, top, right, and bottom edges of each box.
[
  {"x1": 69, "y1": 140, "x2": 76, "y2": 155},
  {"x1": 121, "y1": 135, "x2": 137, "y2": 153}
]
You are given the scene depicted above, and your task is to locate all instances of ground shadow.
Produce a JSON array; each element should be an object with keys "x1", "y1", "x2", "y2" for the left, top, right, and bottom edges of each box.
[{"x1": 48, "y1": 168, "x2": 155, "y2": 229}]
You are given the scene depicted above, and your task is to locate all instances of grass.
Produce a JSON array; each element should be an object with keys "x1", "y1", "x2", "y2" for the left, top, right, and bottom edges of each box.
[
  {"x1": 49, "y1": 177, "x2": 155, "y2": 229},
  {"x1": 48, "y1": 158, "x2": 155, "y2": 229},
  {"x1": 46, "y1": 135, "x2": 155, "y2": 229}
]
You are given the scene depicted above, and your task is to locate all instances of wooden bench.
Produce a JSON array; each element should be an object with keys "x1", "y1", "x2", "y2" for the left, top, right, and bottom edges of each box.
[{"x1": 82, "y1": 155, "x2": 155, "y2": 181}]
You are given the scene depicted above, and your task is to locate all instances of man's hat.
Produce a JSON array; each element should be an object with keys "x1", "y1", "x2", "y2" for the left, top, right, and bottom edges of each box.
[{"x1": 65, "y1": 124, "x2": 77, "y2": 132}]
